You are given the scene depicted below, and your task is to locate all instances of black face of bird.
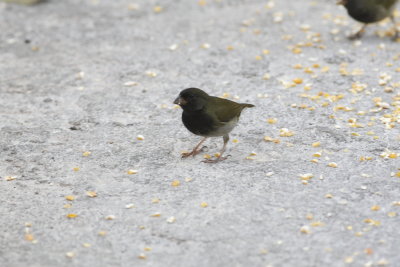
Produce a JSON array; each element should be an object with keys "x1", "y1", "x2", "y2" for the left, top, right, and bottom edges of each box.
[{"x1": 173, "y1": 88, "x2": 208, "y2": 112}]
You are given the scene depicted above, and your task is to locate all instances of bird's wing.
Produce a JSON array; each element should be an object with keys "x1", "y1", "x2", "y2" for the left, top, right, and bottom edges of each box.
[
  {"x1": 209, "y1": 97, "x2": 247, "y2": 123},
  {"x1": 378, "y1": 0, "x2": 397, "y2": 9}
]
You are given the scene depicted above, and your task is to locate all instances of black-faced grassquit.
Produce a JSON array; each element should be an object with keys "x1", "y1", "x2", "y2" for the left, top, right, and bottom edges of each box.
[
  {"x1": 338, "y1": 0, "x2": 399, "y2": 40},
  {"x1": 174, "y1": 88, "x2": 254, "y2": 163}
]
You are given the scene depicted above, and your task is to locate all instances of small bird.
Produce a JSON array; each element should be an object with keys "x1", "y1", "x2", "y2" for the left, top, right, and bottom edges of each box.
[
  {"x1": 338, "y1": 0, "x2": 399, "y2": 40},
  {"x1": 173, "y1": 88, "x2": 254, "y2": 163}
]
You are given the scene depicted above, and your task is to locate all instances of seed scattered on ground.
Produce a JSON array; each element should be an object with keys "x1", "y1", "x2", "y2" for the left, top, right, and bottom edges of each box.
[
  {"x1": 200, "y1": 202, "x2": 208, "y2": 208},
  {"x1": 127, "y1": 169, "x2": 138, "y2": 175},
  {"x1": 65, "y1": 195, "x2": 75, "y2": 201},
  {"x1": 171, "y1": 180, "x2": 180, "y2": 187},
  {"x1": 86, "y1": 191, "x2": 97, "y2": 198}
]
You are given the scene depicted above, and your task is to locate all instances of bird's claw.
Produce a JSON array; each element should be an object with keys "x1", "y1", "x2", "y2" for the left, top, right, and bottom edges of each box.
[
  {"x1": 202, "y1": 155, "x2": 231, "y2": 164},
  {"x1": 392, "y1": 32, "x2": 400, "y2": 42},
  {"x1": 348, "y1": 33, "x2": 362, "y2": 40},
  {"x1": 181, "y1": 146, "x2": 207, "y2": 158}
]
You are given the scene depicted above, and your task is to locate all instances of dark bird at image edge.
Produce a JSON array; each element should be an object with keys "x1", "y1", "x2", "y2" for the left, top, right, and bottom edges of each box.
[{"x1": 338, "y1": 0, "x2": 399, "y2": 40}]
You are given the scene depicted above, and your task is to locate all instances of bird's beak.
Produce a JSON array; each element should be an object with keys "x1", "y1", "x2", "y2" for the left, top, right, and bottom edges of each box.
[
  {"x1": 173, "y1": 96, "x2": 187, "y2": 106},
  {"x1": 336, "y1": 0, "x2": 347, "y2": 5}
]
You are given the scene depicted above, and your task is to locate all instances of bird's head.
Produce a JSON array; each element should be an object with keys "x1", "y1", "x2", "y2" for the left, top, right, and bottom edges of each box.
[
  {"x1": 173, "y1": 88, "x2": 210, "y2": 112},
  {"x1": 336, "y1": 0, "x2": 348, "y2": 5}
]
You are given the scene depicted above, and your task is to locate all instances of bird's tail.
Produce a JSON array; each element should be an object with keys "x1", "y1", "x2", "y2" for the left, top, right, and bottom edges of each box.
[{"x1": 241, "y1": 103, "x2": 255, "y2": 108}]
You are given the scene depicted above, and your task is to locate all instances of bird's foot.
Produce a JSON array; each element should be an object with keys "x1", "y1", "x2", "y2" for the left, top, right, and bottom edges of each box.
[
  {"x1": 181, "y1": 146, "x2": 207, "y2": 158},
  {"x1": 348, "y1": 32, "x2": 362, "y2": 40},
  {"x1": 202, "y1": 155, "x2": 230, "y2": 164},
  {"x1": 392, "y1": 31, "x2": 400, "y2": 42}
]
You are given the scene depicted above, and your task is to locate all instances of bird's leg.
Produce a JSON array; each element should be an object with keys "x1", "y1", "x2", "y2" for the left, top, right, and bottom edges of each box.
[
  {"x1": 390, "y1": 15, "x2": 399, "y2": 41},
  {"x1": 181, "y1": 137, "x2": 207, "y2": 158},
  {"x1": 348, "y1": 24, "x2": 367, "y2": 40},
  {"x1": 203, "y1": 135, "x2": 230, "y2": 163}
]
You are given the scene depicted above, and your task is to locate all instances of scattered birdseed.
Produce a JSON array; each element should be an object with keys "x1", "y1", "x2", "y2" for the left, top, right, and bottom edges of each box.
[
  {"x1": 300, "y1": 225, "x2": 311, "y2": 234},
  {"x1": 306, "y1": 214, "x2": 313, "y2": 220},
  {"x1": 387, "y1": 212, "x2": 397, "y2": 217},
  {"x1": 150, "y1": 213, "x2": 161, "y2": 217},
  {"x1": 200, "y1": 43, "x2": 210, "y2": 49},
  {"x1": 184, "y1": 177, "x2": 193, "y2": 182},
  {"x1": 65, "y1": 195, "x2": 75, "y2": 201},
  {"x1": 72, "y1": 167, "x2": 80, "y2": 172},
  {"x1": 144, "y1": 247, "x2": 152, "y2": 251},
  {"x1": 265, "y1": 172, "x2": 274, "y2": 177},
  {"x1": 200, "y1": 202, "x2": 208, "y2": 208},
  {"x1": 153, "y1": 6, "x2": 162, "y2": 13},
  {"x1": 127, "y1": 169, "x2": 138, "y2": 175},
  {"x1": 123, "y1": 81, "x2": 138, "y2": 87},
  {"x1": 166, "y1": 216, "x2": 176, "y2": 223},
  {"x1": 136, "y1": 135, "x2": 145, "y2": 140},
  {"x1": 138, "y1": 253, "x2": 146, "y2": 259},
  {"x1": 82, "y1": 151, "x2": 91, "y2": 157},
  {"x1": 66, "y1": 252, "x2": 75, "y2": 258},
  {"x1": 299, "y1": 173, "x2": 313, "y2": 181},
  {"x1": 325, "y1": 194, "x2": 333, "y2": 198},
  {"x1": 25, "y1": 234, "x2": 34, "y2": 241},
  {"x1": 371, "y1": 205, "x2": 380, "y2": 211},
  {"x1": 82, "y1": 243, "x2": 91, "y2": 248},
  {"x1": 5, "y1": 176, "x2": 16, "y2": 181},
  {"x1": 264, "y1": 136, "x2": 280, "y2": 143},
  {"x1": 262, "y1": 73, "x2": 271, "y2": 80},
  {"x1": 293, "y1": 78, "x2": 303, "y2": 84},
  {"x1": 312, "y1": 141, "x2": 321, "y2": 147},
  {"x1": 171, "y1": 180, "x2": 180, "y2": 187},
  {"x1": 86, "y1": 191, "x2": 97, "y2": 198},
  {"x1": 327, "y1": 162, "x2": 338, "y2": 168},
  {"x1": 98, "y1": 231, "x2": 107, "y2": 236},
  {"x1": 279, "y1": 128, "x2": 294, "y2": 137},
  {"x1": 127, "y1": 3, "x2": 140, "y2": 10},
  {"x1": 169, "y1": 44, "x2": 178, "y2": 51},
  {"x1": 232, "y1": 139, "x2": 239, "y2": 143},
  {"x1": 125, "y1": 203, "x2": 135, "y2": 209},
  {"x1": 364, "y1": 248, "x2": 373, "y2": 255},
  {"x1": 267, "y1": 118, "x2": 277, "y2": 124},
  {"x1": 152, "y1": 198, "x2": 160, "y2": 203},
  {"x1": 145, "y1": 71, "x2": 157, "y2": 77},
  {"x1": 344, "y1": 257, "x2": 353, "y2": 264},
  {"x1": 66, "y1": 214, "x2": 78, "y2": 218},
  {"x1": 311, "y1": 221, "x2": 324, "y2": 227},
  {"x1": 105, "y1": 215, "x2": 115, "y2": 220}
]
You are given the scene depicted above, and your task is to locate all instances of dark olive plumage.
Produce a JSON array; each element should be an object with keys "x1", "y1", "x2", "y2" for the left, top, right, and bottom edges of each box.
[
  {"x1": 339, "y1": 0, "x2": 399, "y2": 40},
  {"x1": 174, "y1": 88, "x2": 254, "y2": 163}
]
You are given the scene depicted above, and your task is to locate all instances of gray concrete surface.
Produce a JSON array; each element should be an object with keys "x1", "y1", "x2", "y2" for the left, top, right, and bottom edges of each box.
[{"x1": 1, "y1": 0, "x2": 400, "y2": 266}]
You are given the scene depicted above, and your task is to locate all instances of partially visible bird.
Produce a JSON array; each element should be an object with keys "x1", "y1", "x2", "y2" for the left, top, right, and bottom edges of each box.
[
  {"x1": 173, "y1": 88, "x2": 254, "y2": 163},
  {"x1": 338, "y1": 0, "x2": 399, "y2": 40}
]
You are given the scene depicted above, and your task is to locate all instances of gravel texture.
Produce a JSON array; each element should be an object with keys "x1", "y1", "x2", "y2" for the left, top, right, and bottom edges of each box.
[{"x1": 0, "y1": 0, "x2": 399, "y2": 266}]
